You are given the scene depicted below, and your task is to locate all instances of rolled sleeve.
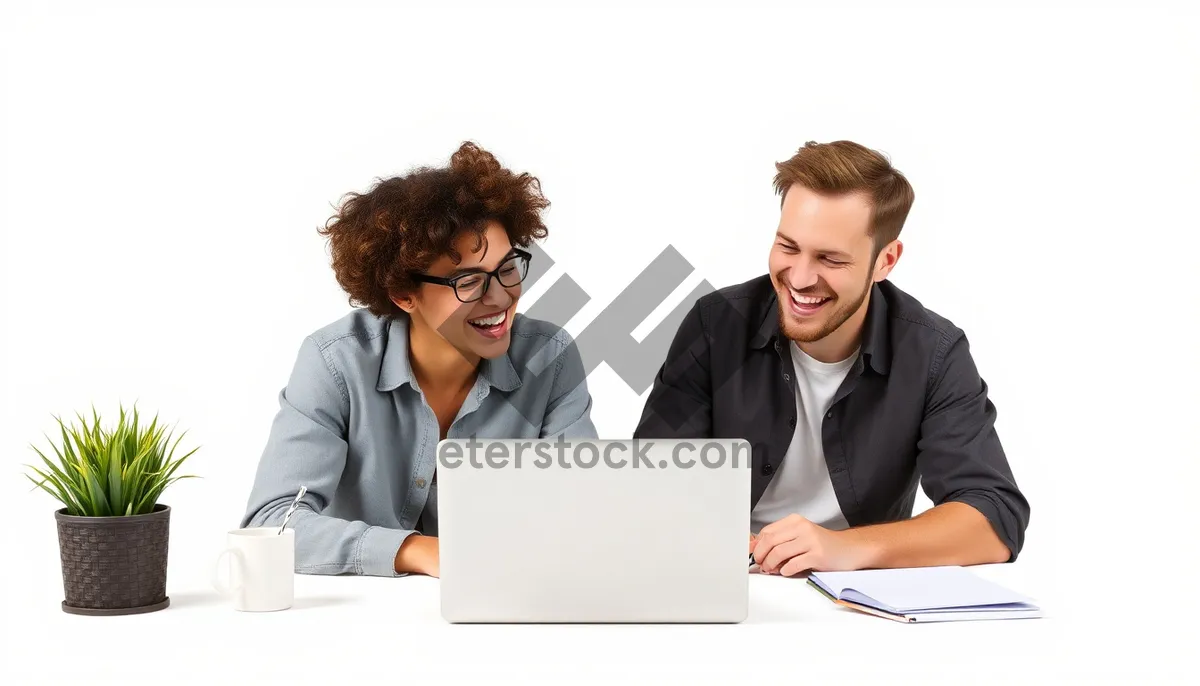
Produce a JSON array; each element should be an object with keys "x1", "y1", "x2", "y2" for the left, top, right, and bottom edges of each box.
[
  {"x1": 357, "y1": 526, "x2": 416, "y2": 578},
  {"x1": 948, "y1": 489, "x2": 1023, "y2": 561}
]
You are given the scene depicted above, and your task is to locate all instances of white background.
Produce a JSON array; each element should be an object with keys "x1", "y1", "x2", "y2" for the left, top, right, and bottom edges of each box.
[{"x1": 2, "y1": 0, "x2": 1198, "y2": 683}]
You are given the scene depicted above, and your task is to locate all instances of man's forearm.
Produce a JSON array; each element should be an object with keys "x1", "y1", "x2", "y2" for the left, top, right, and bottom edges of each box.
[{"x1": 842, "y1": 502, "x2": 1011, "y2": 569}]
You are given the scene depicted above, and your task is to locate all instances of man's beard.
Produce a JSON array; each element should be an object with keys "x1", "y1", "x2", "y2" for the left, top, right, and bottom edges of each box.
[{"x1": 777, "y1": 272, "x2": 872, "y2": 343}]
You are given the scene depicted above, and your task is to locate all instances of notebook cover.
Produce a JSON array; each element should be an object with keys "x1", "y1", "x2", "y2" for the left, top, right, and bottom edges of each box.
[{"x1": 807, "y1": 579, "x2": 913, "y2": 622}]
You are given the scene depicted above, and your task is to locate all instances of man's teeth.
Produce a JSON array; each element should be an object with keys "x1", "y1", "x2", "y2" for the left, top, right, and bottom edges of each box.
[
  {"x1": 469, "y1": 311, "x2": 507, "y2": 327},
  {"x1": 790, "y1": 291, "x2": 828, "y2": 305}
]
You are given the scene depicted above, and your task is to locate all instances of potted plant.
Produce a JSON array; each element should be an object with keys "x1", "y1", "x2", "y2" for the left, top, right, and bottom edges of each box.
[{"x1": 24, "y1": 404, "x2": 198, "y2": 615}]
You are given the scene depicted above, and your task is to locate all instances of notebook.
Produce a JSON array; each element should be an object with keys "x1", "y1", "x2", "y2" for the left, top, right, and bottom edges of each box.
[{"x1": 808, "y1": 566, "x2": 1043, "y2": 623}]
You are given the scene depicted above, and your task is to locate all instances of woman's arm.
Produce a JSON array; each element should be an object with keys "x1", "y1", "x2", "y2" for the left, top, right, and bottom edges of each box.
[{"x1": 241, "y1": 336, "x2": 418, "y2": 576}]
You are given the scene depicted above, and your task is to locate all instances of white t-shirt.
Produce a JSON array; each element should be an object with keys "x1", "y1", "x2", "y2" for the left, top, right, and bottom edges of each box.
[{"x1": 750, "y1": 341, "x2": 857, "y2": 534}]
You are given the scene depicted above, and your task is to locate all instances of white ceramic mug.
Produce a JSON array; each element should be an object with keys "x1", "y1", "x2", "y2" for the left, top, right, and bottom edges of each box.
[{"x1": 212, "y1": 527, "x2": 295, "y2": 611}]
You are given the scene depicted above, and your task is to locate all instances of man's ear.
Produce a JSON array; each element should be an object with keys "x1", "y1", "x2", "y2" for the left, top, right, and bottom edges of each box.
[{"x1": 872, "y1": 240, "x2": 903, "y2": 282}]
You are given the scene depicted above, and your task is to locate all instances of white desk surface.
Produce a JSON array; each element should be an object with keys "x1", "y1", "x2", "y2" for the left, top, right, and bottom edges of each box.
[{"x1": 7, "y1": 560, "x2": 1171, "y2": 685}]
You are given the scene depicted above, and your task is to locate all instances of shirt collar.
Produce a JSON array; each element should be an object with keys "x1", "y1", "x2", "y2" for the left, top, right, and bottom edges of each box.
[
  {"x1": 859, "y1": 285, "x2": 891, "y2": 375},
  {"x1": 377, "y1": 314, "x2": 523, "y2": 393},
  {"x1": 750, "y1": 281, "x2": 892, "y2": 375}
]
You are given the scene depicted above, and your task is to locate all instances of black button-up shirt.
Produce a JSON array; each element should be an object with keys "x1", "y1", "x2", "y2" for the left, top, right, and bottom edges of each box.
[{"x1": 633, "y1": 274, "x2": 1030, "y2": 560}]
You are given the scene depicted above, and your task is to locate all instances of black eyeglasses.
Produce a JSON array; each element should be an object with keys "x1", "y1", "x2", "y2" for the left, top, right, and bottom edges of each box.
[{"x1": 411, "y1": 248, "x2": 532, "y2": 303}]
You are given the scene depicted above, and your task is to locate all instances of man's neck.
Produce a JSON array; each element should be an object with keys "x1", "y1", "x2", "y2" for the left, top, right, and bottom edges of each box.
[
  {"x1": 796, "y1": 290, "x2": 870, "y2": 363},
  {"x1": 408, "y1": 321, "x2": 479, "y2": 396}
]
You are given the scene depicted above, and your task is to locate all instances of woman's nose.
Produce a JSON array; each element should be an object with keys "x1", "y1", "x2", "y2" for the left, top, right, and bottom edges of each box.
[{"x1": 480, "y1": 276, "x2": 514, "y2": 308}]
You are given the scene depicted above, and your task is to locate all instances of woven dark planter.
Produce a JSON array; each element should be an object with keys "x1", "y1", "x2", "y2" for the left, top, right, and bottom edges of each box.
[{"x1": 54, "y1": 504, "x2": 172, "y2": 616}]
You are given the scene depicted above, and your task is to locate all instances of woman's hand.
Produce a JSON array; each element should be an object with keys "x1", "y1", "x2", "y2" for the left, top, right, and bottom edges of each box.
[{"x1": 394, "y1": 534, "x2": 440, "y2": 577}]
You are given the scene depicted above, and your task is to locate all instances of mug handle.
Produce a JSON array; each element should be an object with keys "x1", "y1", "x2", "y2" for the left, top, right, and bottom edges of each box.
[{"x1": 212, "y1": 548, "x2": 244, "y2": 596}]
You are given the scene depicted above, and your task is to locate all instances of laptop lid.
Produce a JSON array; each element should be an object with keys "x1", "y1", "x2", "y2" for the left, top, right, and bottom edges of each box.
[{"x1": 437, "y1": 437, "x2": 751, "y2": 623}]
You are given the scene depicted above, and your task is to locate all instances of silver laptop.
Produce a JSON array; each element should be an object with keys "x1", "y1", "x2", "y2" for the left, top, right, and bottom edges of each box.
[{"x1": 437, "y1": 438, "x2": 751, "y2": 623}]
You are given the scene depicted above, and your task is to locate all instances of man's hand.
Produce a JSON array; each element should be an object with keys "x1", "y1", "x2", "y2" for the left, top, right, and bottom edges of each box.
[
  {"x1": 750, "y1": 514, "x2": 875, "y2": 576},
  {"x1": 394, "y1": 534, "x2": 440, "y2": 577}
]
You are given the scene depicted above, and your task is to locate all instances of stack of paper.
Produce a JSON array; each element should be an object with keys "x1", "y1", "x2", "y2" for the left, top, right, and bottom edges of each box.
[{"x1": 808, "y1": 566, "x2": 1042, "y2": 623}]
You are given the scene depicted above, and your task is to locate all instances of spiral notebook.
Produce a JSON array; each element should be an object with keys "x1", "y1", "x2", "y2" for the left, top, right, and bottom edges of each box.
[{"x1": 808, "y1": 566, "x2": 1043, "y2": 623}]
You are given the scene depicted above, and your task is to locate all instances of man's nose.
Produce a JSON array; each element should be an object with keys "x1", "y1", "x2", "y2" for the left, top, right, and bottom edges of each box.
[{"x1": 786, "y1": 260, "x2": 819, "y2": 292}]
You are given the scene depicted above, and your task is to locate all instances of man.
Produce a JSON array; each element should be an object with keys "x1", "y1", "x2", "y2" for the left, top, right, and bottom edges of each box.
[{"x1": 634, "y1": 140, "x2": 1029, "y2": 576}]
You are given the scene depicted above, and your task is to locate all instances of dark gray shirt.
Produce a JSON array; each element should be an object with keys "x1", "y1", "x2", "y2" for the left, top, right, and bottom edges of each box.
[{"x1": 634, "y1": 275, "x2": 1030, "y2": 560}]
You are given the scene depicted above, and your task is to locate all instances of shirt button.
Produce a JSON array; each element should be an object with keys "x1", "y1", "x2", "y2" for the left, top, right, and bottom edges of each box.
[
  {"x1": 415, "y1": 478, "x2": 427, "y2": 488},
  {"x1": 761, "y1": 462, "x2": 775, "y2": 476},
  {"x1": 789, "y1": 416, "x2": 796, "y2": 428},
  {"x1": 826, "y1": 411, "x2": 833, "y2": 418},
  {"x1": 783, "y1": 373, "x2": 791, "y2": 382}
]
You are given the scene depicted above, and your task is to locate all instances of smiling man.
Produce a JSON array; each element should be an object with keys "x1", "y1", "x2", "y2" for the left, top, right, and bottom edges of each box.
[{"x1": 635, "y1": 140, "x2": 1029, "y2": 576}]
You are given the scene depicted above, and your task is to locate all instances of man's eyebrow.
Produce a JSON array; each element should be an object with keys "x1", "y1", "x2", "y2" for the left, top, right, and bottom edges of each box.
[
  {"x1": 819, "y1": 250, "x2": 853, "y2": 260},
  {"x1": 774, "y1": 233, "x2": 853, "y2": 260}
]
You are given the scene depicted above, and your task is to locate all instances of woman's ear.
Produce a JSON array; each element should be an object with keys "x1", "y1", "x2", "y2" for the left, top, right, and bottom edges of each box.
[{"x1": 391, "y1": 291, "x2": 418, "y2": 314}]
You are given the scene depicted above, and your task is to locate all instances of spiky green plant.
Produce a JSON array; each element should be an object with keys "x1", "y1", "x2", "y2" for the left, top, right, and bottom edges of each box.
[{"x1": 24, "y1": 404, "x2": 199, "y2": 517}]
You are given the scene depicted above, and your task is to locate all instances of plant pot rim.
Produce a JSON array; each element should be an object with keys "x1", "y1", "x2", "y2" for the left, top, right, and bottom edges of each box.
[{"x1": 54, "y1": 503, "x2": 170, "y2": 524}]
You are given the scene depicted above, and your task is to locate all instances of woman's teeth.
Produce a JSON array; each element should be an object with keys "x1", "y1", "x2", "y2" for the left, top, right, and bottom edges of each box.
[{"x1": 469, "y1": 311, "x2": 507, "y2": 327}]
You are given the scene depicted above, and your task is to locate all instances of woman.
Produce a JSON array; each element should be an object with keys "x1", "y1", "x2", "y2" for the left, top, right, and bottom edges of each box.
[{"x1": 241, "y1": 142, "x2": 597, "y2": 577}]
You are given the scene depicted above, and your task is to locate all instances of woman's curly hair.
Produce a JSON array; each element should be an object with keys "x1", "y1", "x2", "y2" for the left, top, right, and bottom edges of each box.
[{"x1": 319, "y1": 141, "x2": 550, "y2": 317}]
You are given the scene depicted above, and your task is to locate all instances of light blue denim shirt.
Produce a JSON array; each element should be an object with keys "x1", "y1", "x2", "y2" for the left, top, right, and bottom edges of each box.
[{"x1": 240, "y1": 308, "x2": 597, "y2": 576}]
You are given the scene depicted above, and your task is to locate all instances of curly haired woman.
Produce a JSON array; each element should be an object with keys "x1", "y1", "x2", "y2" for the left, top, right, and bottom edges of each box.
[{"x1": 241, "y1": 142, "x2": 597, "y2": 577}]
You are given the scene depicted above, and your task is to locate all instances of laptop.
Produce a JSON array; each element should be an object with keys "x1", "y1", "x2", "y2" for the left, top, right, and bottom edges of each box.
[{"x1": 437, "y1": 437, "x2": 752, "y2": 623}]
